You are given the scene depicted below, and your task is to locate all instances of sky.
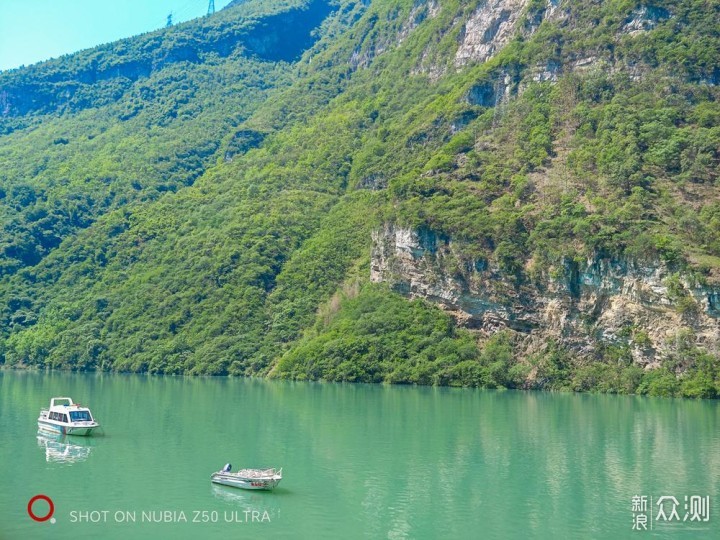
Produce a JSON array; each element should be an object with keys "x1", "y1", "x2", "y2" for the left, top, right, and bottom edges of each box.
[{"x1": 0, "y1": 0, "x2": 235, "y2": 71}]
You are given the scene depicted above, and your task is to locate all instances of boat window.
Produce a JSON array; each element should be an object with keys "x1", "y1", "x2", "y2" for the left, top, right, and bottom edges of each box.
[
  {"x1": 50, "y1": 412, "x2": 57, "y2": 421},
  {"x1": 62, "y1": 414, "x2": 69, "y2": 423},
  {"x1": 69, "y1": 411, "x2": 92, "y2": 422}
]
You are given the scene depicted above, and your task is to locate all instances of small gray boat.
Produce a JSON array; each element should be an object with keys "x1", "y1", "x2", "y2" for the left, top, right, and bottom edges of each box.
[{"x1": 211, "y1": 463, "x2": 282, "y2": 490}]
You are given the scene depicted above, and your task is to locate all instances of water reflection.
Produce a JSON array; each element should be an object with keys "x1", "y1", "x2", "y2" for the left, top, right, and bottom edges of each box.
[
  {"x1": 36, "y1": 432, "x2": 94, "y2": 464},
  {"x1": 2, "y1": 372, "x2": 716, "y2": 539},
  {"x1": 210, "y1": 484, "x2": 281, "y2": 520}
]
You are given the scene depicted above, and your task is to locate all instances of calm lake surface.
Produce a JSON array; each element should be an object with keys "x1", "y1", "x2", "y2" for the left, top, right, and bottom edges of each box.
[{"x1": 0, "y1": 371, "x2": 718, "y2": 539}]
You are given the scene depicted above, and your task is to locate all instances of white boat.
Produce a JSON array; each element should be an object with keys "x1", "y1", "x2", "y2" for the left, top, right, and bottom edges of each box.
[
  {"x1": 211, "y1": 463, "x2": 282, "y2": 490},
  {"x1": 37, "y1": 397, "x2": 100, "y2": 436}
]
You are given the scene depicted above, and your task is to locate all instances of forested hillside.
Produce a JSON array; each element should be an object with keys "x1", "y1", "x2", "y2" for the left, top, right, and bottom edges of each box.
[{"x1": 1, "y1": 0, "x2": 719, "y2": 398}]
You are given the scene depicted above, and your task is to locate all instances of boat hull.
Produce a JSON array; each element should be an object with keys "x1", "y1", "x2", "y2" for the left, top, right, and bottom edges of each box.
[
  {"x1": 211, "y1": 473, "x2": 281, "y2": 491},
  {"x1": 38, "y1": 419, "x2": 99, "y2": 436}
]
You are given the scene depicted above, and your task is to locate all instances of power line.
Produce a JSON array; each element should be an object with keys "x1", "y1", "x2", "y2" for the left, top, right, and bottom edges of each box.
[
  {"x1": 156, "y1": 0, "x2": 201, "y2": 30},
  {"x1": 176, "y1": 0, "x2": 204, "y2": 20},
  {"x1": 172, "y1": 0, "x2": 202, "y2": 23}
]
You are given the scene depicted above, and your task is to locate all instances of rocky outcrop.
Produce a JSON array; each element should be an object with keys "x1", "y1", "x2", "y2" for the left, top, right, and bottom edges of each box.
[
  {"x1": 372, "y1": 225, "x2": 720, "y2": 364},
  {"x1": 399, "y1": 0, "x2": 440, "y2": 43},
  {"x1": 466, "y1": 69, "x2": 517, "y2": 107},
  {"x1": 453, "y1": 0, "x2": 565, "y2": 69},
  {"x1": 413, "y1": 0, "x2": 566, "y2": 81},
  {"x1": 622, "y1": 5, "x2": 671, "y2": 36},
  {"x1": 530, "y1": 59, "x2": 562, "y2": 83},
  {"x1": 350, "y1": 0, "x2": 440, "y2": 70},
  {"x1": 455, "y1": 0, "x2": 529, "y2": 68}
]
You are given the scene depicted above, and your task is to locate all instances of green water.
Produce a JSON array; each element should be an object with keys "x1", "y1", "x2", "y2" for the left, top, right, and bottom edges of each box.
[{"x1": 0, "y1": 371, "x2": 718, "y2": 539}]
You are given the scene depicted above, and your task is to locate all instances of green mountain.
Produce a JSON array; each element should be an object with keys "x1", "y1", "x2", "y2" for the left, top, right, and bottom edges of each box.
[{"x1": 1, "y1": 0, "x2": 719, "y2": 398}]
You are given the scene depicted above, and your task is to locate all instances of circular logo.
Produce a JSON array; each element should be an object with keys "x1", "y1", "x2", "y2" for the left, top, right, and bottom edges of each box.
[{"x1": 27, "y1": 494, "x2": 54, "y2": 522}]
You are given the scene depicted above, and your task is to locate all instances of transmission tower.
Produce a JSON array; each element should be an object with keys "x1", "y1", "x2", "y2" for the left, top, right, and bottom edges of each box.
[{"x1": 207, "y1": 0, "x2": 215, "y2": 15}]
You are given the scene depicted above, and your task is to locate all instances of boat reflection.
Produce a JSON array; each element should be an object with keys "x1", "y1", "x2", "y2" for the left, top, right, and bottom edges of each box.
[
  {"x1": 36, "y1": 432, "x2": 95, "y2": 464},
  {"x1": 210, "y1": 484, "x2": 281, "y2": 520}
]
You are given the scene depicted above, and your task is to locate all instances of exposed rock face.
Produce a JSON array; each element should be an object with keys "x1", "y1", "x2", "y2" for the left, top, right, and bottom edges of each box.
[
  {"x1": 372, "y1": 225, "x2": 720, "y2": 364},
  {"x1": 351, "y1": 0, "x2": 440, "y2": 70},
  {"x1": 415, "y1": 0, "x2": 564, "y2": 80},
  {"x1": 622, "y1": 5, "x2": 671, "y2": 36},
  {"x1": 466, "y1": 69, "x2": 517, "y2": 107},
  {"x1": 455, "y1": 0, "x2": 529, "y2": 67},
  {"x1": 399, "y1": 0, "x2": 440, "y2": 43},
  {"x1": 453, "y1": 0, "x2": 565, "y2": 70},
  {"x1": 531, "y1": 59, "x2": 562, "y2": 83}
]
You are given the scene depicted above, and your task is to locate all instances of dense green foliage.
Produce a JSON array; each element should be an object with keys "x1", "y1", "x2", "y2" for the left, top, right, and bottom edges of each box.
[
  {"x1": 0, "y1": 0, "x2": 718, "y2": 397},
  {"x1": 274, "y1": 284, "x2": 482, "y2": 384},
  {"x1": 276, "y1": 284, "x2": 720, "y2": 398}
]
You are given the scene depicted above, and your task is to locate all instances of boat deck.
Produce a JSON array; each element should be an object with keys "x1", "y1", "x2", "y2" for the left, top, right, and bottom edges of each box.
[{"x1": 231, "y1": 468, "x2": 279, "y2": 478}]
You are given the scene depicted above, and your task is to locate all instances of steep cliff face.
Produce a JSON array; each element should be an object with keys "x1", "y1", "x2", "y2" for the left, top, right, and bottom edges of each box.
[
  {"x1": 372, "y1": 225, "x2": 720, "y2": 365},
  {"x1": 348, "y1": 0, "x2": 439, "y2": 70},
  {"x1": 454, "y1": 0, "x2": 566, "y2": 68},
  {"x1": 455, "y1": 0, "x2": 529, "y2": 67}
]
